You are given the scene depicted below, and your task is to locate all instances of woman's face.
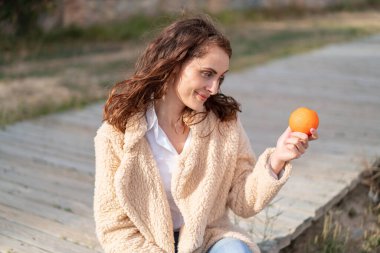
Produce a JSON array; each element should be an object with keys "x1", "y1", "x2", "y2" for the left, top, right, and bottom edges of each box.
[{"x1": 170, "y1": 45, "x2": 230, "y2": 112}]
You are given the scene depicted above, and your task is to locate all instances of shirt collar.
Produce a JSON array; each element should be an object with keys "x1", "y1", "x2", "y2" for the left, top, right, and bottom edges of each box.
[
  {"x1": 146, "y1": 104, "x2": 157, "y2": 131},
  {"x1": 145, "y1": 103, "x2": 179, "y2": 154},
  {"x1": 144, "y1": 103, "x2": 216, "y2": 138}
]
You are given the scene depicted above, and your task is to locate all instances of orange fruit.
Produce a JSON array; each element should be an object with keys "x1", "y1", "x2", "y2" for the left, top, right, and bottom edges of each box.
[{"x1": 289, "y1": 107, "x2": 319, "y2": 136}]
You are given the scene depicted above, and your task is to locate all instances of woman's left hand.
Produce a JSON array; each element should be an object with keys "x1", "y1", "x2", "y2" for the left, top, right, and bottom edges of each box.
[{"x1": 270, "y1": 127, "x2": 319, "y2": 174}]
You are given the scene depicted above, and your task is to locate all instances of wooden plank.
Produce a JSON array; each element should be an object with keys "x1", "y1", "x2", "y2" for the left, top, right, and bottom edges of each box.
[
  {"x1": 254, "y1": 65, "x2": 380, "y2": 86},
  {"x1": 48, "y1": 106, "x2": 103, "y2": 122},
  {"x1": 6, "y1": 115, "x2": 96, "y2": 134},
  {"x1": 51, "y1": 111, "x2": 103, "y2": 128},
  {"x1": 0, "y1": 130, "x2": 94, "y2": 160},
  {"x1": 246, "y1": 129, "x2": 377, "y2": 162},
  {"x1": 0, "y1": 179, "x2": 92, "y2": 217},
  {"x1": 0, "y1": 168, "x2": 92, "y2": 207},
  {"x1": 0, "y1": 149, "x2": 93, "y2": 185},
  {"x1": 270, "y1": 203, "x2": 315, "y2": 221},
  {"x1": 51, "y1": 105, "x2": 102, "y2": 120},
  {"x1": 254, "y1": 206, "x2": 309, "y2": 233},
  {"x1": 249, "y1": 69, "x2": 380, "y2": 94},
  {"x1": 0, "y1": 157, "x2": 93, "y2": 191},
  {"x1": 257, "y1": 53, "x2": 380, "y2": 80},
  {"x1": 0, "y1": 130, "x2": 94, "y2": 161},
  {"x1": 0, "y1": 217, "x2": 98, "y2": 253},
  {"x1": 0, "y1": 153, "x2": 93, "y2": 188},
  {"x1": 0, "y1": 139, "x2": 93, "y2": 176},
  {"x1": 3, "y1": 121, "x2": 95, "y2": 148},
  {"x1": 291, "y1": 166, "x2": 359, "y2": 185},
  {"x1": 283, "y1": 174, "x2": 347, "y2": 193},
  {"x1": 0, "y1": 203, "x2": 100, "y2": 251},
  {"x1": 0, "y1": 233, "x2": 51, "y2": 253},
  {"x1": 241, "y1": 103, "x2": 380, "y2": 136},
  {"x1": 0, "y1": 143, "x2": 93, "y2": 175},
  {"x1": 234, "y1": 86, "x2": 380, "y2": 119},
  {"x1": 232, "y1": 217, "x2": 285, "y2": 242},
  {"x1": 0, "y1": 189, "x2": 93, "y2": 232},
  {"x1": 230, "y1": 86, "x2": 380, "y2": 113},
  {"x1": 269, "y1": 199, "x2": 316, "y2": 221},
  {"x1": 31, "y1": 115, "x2": 100, "y2": 135}
]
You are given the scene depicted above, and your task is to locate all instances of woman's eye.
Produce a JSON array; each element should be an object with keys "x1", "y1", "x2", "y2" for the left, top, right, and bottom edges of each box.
[
  {"x1": 219, "y1": 76, "x2": 225, "y2": 85},
  {"x1": 201, "y1": 71, "x2": 212, "y2": 78}
]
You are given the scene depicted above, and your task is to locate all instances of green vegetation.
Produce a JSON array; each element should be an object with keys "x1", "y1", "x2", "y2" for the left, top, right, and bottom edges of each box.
[
  {"x1": 1, "y1": 4, "x2": 380, "y2": 126},
  {"x1": 0, "y1": 95, "x2": 101, "y2": 127},
  {"x1": 229, "y1": 26, "x2": 370, "y2": 71},
  {"x1": 0, "y1": 0, "x2": 54, "y2": 36},
  {"x1": 0, "y1": 14, "x2": 176, "y2": 64},
  {"x1": 1, "y1": 1, "x2": 379, "y2": 64},
  {"x1": 45, "y1": 14, "x2": 173, "y2": 42},
  {"x1": 313, "y1": 214, "x2": 349, "y2": 253}
]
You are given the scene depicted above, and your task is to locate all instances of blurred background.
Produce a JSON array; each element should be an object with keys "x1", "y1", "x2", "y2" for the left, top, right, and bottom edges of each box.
[
  {"x1": 0, "y1": 1, "x2": 379, "y2": 252},
  {"x1": 1, "y1": 0, "x2": 380, "y2": 128}
]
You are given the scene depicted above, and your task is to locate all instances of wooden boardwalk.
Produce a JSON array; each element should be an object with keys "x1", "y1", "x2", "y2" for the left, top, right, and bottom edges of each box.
[{"x1": 1, "y1": 34, "x2": 380, "y2": 253}]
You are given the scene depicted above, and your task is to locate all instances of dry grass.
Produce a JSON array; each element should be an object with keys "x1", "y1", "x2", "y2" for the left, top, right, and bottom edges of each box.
[
  {"x1": 280, "y1": 159, "x2": 380, "y2": 253},
  {"x1": 227, "y1": 10, "x2": 380, "y2": 70},
  {"x1": 1, "y1": 10, "x2": 380, "y2": 126}
]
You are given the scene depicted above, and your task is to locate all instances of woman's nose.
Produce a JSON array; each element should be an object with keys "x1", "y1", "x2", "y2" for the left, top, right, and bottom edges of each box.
[{"x1": 207, "y1": 80, "x2": 219, "y2": 95}]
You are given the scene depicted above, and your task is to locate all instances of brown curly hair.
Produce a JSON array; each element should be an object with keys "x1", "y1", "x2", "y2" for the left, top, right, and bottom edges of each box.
[{"x1": 103, "y1": 15, "x2": 241, "y2": 133}]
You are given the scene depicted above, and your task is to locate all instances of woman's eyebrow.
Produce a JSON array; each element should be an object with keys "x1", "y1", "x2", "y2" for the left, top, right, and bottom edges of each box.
[{"x1": 202, "y1": 67, "x2": 229, "y2": 75}]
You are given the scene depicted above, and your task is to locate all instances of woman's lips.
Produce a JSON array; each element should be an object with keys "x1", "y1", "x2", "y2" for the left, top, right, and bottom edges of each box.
[{"x1": 195, "y1": 91, "x2": 209, "y2": 101}]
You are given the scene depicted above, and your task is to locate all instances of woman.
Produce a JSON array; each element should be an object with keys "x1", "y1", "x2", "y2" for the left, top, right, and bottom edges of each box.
[{"x1": 94, "y1": 16, "x2": 318, "y2": 253}]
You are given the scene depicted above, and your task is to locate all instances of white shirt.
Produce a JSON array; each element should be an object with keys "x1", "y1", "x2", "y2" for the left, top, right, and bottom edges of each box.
[{"x1": 145, "y1": 105, "x2": 190, "y2": 231}]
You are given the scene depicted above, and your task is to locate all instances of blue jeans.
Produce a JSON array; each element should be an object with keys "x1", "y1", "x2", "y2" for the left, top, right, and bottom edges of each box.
[
  {"x1": 173, "y1": 232, "x2": 252, "y2": 253},
  {"x1": 206, "y1": 238, "x2": 252, "y2": 253}
]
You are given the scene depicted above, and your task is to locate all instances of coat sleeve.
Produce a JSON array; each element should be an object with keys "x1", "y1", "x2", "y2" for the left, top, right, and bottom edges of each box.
[
  {"x1": 227, "y1": 120, "x2": 292, "y2": 218},
  {"x1": 93, "y1": 132, "x2": 165, "y2": 253}
]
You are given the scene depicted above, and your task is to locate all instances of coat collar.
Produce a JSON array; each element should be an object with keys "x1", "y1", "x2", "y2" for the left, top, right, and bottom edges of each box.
[
  {"x1": 116, "y1": 114, "x2": 173, "y2": 252},
  {"x1": 122, "y1": 113, "x2": 147, "y2": 152}
]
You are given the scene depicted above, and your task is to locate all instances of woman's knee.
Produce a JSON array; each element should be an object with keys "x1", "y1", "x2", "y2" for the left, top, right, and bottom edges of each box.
[{"x1": 206, "y1": 237, "x2": 253, "y2": 253}]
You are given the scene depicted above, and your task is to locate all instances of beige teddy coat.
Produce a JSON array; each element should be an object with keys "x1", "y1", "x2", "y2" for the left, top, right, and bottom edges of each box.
[{"x1": 93, "y1": 112, "x2": 292, "y2": 253}]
